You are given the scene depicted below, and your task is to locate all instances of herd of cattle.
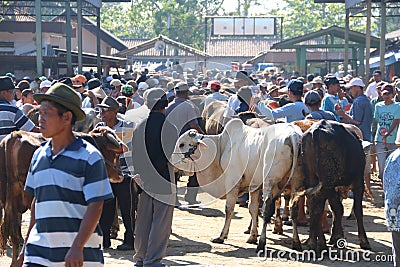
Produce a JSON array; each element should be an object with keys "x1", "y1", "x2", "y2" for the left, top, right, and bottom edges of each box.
[{"x1": 0, "y1": 97, "x2": 372, "y2": 266}]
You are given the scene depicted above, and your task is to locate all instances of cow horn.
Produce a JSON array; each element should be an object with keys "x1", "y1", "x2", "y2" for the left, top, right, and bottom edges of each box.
[{"x1": 106, "y1": 132, "x2": 121, "y2": 148}]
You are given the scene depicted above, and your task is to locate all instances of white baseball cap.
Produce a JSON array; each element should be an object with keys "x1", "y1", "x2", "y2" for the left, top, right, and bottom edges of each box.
[
  {"x1": 347, "y1": 77, "x2": 365, "y2": 88},
  {"x1": 39, "y1": 80, "x2": 52, "y2": 89},
  {"x1": 138, "y1": 82, "x2": 149, "y2": 91}
]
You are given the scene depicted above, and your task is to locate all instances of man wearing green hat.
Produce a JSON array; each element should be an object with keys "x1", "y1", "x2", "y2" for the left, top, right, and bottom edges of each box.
[{"x1": 18, "y1": 83, "x2": 113, "y2": 267}]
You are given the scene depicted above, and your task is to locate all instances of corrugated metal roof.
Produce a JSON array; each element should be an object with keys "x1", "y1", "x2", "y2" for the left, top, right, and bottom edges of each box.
[{"x1": 205, "y1": 38, "x2": 280, "y2": 57}]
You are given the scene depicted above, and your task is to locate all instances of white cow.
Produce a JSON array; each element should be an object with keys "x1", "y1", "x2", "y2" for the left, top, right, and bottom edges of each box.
[{"x1": 171, "y1": 119, "x2": 304, "y2": 246}]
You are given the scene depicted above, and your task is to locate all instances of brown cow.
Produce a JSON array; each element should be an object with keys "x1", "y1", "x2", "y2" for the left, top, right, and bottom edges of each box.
[{"x1": 0, "y1": 127, "x2": 127, "y2": 266}]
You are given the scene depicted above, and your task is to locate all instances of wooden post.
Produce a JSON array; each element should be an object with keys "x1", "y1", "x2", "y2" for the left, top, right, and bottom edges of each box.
[
  {"x1": 379, "y1": 0, "x2": 386, "y2": 78},
  {"x1": 365, "y1": 0, "x2": 372, "y2": 81},
  {"x1": 35, "y1": 0, "x2": 42, "y2": 76},
  {"x1": 77, "y1": 0, "x2": 83, "y2": 74}
]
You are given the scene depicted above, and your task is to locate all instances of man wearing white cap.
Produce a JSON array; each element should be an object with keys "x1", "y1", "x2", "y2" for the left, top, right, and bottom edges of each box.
[
  {"x1": 110, "y1": 79, "x2": 122, "y2": 98},
  {"x1": 336, "y1": 78, "x2": 373, "y2": 194},
  {"x1": 336, "y1": 78, "x2": 373, "y2": 143},
  {"x1": 39, "y1": 80, "x2": 52, "y2": 94}
]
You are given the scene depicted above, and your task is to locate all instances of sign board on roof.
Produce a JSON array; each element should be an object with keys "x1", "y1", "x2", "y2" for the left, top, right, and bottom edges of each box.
[{"x1": 212, "y1": 17, "x2": 275, "y2": 36}]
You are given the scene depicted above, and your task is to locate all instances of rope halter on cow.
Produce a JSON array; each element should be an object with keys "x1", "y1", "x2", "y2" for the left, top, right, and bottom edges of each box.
[{"x1": 172, "y1": 130, "x2": 205, "y2": 164}]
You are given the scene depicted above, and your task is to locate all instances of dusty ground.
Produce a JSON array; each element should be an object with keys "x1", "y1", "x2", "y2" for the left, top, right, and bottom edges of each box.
[{"x1": 0, "y1": 174, "x2": 394, "y2": 266}]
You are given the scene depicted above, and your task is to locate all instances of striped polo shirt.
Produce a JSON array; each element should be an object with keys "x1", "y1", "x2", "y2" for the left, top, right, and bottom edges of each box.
[
  {"x1": 24, "y1": 137, "x2": 113, "y2": 267},
  {"x1": 95, "y1": 119, "x2": 135, "y2": 177},
  {"x1": 0, "y1": 99, "x2": 35, "y2": 142}
]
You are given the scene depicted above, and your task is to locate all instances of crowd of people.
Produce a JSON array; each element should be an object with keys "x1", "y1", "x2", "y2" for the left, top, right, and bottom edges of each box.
[{"x1": 0, "y1": 65, "x2": 400, "y2": 266}]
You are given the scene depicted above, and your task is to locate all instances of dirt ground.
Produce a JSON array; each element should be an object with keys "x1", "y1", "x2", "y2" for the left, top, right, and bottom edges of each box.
[{"x1": 0, "y1": 174, "x2": 394, "y2": 266}]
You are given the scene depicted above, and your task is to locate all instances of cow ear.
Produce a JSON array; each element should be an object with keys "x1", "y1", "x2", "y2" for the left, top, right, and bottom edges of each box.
[{"x1": 198, "y1": 139, "x2": 208, "y2": 149}]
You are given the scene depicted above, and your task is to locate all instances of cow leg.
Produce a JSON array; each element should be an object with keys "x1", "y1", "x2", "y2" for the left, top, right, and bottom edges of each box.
[
  {"x1": 246, "y1": 189, "x2": 260, "y2": 244},
  {"x1": 353, "y1": 182, "x2": 371, "y2": 249},
  {"x1": 211, "y1": 185, "x2": 240, "y2": 244},
  {"x1": 273, "y1": 196, "x2": 283, "y2": 235},
  {"x1": 282, "y1": 192, "x2": 290, "y2": 222},
  {"x1": 244, "y1": 219, "x2": 252, "y2": 234},
  {"x1": 307, "y1": 194, "x2": 326, "y2": 252},
  {"x1": 290, "y1": 196, "x2": 302, "y2": 251},
  {"x1": 327, "y1": 191, "x2": 344, "y2": 246}
]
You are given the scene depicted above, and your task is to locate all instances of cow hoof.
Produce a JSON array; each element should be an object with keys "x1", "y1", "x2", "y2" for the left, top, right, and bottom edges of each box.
[
  {"x1": 272, "y1": 229, "x2": 283, "y2": 235},
  {"x1": 292, "y1": 241, "x2": 302, "y2": 251},
  {"x1": 211, "y1": 237, "x2": 225, "y2": 244},
  {"x1": 244, "y1": 229, "x2": 250, "y2": 234},
  {"x1": 256, "y1": 243, "x2": 265, "y2": 254},
  {"x1": 246, "y1": 237, "x2": 257, "y2": 245},
  {"x1": 360, "y1": 242, "x2": 371, "y2": 250}
]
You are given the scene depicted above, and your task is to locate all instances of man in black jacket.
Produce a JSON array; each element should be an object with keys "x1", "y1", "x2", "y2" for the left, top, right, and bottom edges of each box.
[{"x1": 131, "y1": 88, "x2": 178, "y2": 267}]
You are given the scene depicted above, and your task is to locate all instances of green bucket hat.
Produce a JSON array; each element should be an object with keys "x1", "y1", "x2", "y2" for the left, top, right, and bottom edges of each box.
[{"x1": 33, "y1": 82, "x2": 86, "y2": 122}]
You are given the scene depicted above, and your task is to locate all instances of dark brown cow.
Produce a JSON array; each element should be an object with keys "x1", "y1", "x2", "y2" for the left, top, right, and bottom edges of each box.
[
  {"x1": 301, "y1": 120, "x2": 370, "y2": 252},
  {"x1": 0, "y1": 127, "x2": 126, "y2": 266}
]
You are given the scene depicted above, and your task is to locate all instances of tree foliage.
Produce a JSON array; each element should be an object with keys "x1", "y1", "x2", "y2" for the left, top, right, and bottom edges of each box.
[{"x1": 99, "y1": 0, "x2": 388, "y2": 49}]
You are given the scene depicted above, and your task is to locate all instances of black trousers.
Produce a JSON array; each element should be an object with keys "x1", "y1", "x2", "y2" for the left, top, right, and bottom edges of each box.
[
  {"x1": 100, "y1": 178, "x2": 136, "y2": 246},
  {"x1": 187, "y1": 173, "x2": 199, "y2": 187}
]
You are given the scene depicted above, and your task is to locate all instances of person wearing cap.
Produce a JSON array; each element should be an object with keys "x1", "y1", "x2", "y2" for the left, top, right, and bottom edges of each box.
[
  {"x1": 257, "y1": 79, "x2": 309, "y2": 122},
  {"x1": 304, "y1": 90, "x2": 336, "y2": 121},
  {"x1": 336, "y1": 78, "x2": 373, "y2": 142},
  {"x1": 110, "y1": 79, "x2": 122, "y2": 98},
  {"x1": 0, "y1": 76, "x2": 39, "y2": 142},
  {"x1": 72, "y1": 74, "x2": 87, "y2": 95},
  {"x1": 82, "y1": 78, "x2": 106, "y2": 108},
  {"x1": 20, "y1": 89, "x2": 36, "y2": 106},
  {"x1": 127, "y1": 80, "x2": 144, "y2": 106},
  {"x1": 166, "y1": 82, "x2": 204, "y2": 205},
  {"x1": 39, "y1": 80, "x2": 52, "y2": 94},
  {"x1": 370, "y1": 82, "x2": 385, "y2": 173},
  {"x1": 131, "y1": 88, "x2": 178, "y2": 267},
  {"x1": 336, "y1": 77, "x2": 374, "y2": 193},
  {"x1": 321, "y1": 76, "x2": 341, "y2": 121},
  {"x1": 365, "y1": 70, "x2": 383, "y2": 100},
  {"x1": 382, "y1": 132, "x2": 400, "y2": 267},
  {"x1": 204, "y1": 81, "x2": 229, "y2": 107},
  {"x1": 257, "y1": 80, "x2": 269, "y2": 100},
  {"x1": 14, "y1": 80, "x2": 30, "y2": 107},
  {"x1": 267, "y1": 85, "x2": 279, "y2": 99},
  {"x1": 373, "y1": 84, "x2": 400, "y2": 180},
  {"x1": 311, "y1": 76, "x2": 324, "y2": 90},
  {"x1": 95, "y1": 96, "x2": 136, "y2": 251},
  {"x1": 19, "y1": 83, "x2": 112, "y2": 267},
  {"x1": 137, "y1": 82, "x2": 149, "y2": 96}
]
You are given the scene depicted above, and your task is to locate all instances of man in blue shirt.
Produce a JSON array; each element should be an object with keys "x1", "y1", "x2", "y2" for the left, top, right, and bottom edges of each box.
[
  {"x1": 257, "y1": 79, "x2": 309, "y2": 122},
  {"x1": 336, "y1": 77, "x2": 373, "y2": 195},
  {"x1": 321, "y1": 76, "x2": 340, "y2": 121}
]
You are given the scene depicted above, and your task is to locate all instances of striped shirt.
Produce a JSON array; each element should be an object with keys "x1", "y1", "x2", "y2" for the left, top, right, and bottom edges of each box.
[
  {"x1": 0, "y1": 99, "x2": 35, "y2": 142},
  {"x1": 24, "y1": 137, "x2": 113, "y2": 267},
  {"x1": 95, "y1": 119, "x2": 135, "y2": 177}
]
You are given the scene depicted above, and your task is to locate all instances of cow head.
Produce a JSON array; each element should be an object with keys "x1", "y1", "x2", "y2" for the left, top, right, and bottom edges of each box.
[
  {"x1": 171, "y1": 129, "x2": 209, "y2": 174},
  {"x1": 88, "y1": 127, "x2": 128, "y2": 183}
]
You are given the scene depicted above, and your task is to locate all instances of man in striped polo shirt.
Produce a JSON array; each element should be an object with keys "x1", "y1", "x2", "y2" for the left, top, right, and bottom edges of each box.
[
  {"x1": 0, "y1": 76, "x2": 39, "y2": 141},
  {"x1": 18, "y1": 83, "x2": 113, "y2": 267}
]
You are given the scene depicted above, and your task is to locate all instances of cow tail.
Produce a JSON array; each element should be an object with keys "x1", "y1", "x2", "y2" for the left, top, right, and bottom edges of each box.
[
  {"x1": 286, "y1": 127, "x2": 300, "y2": 186},
  {"x1": 290, "y1": 182, "x2": 323, "y2": 208},
  {"x1": 0, "y1": 136, "x2": 12, "y2": 253}
]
